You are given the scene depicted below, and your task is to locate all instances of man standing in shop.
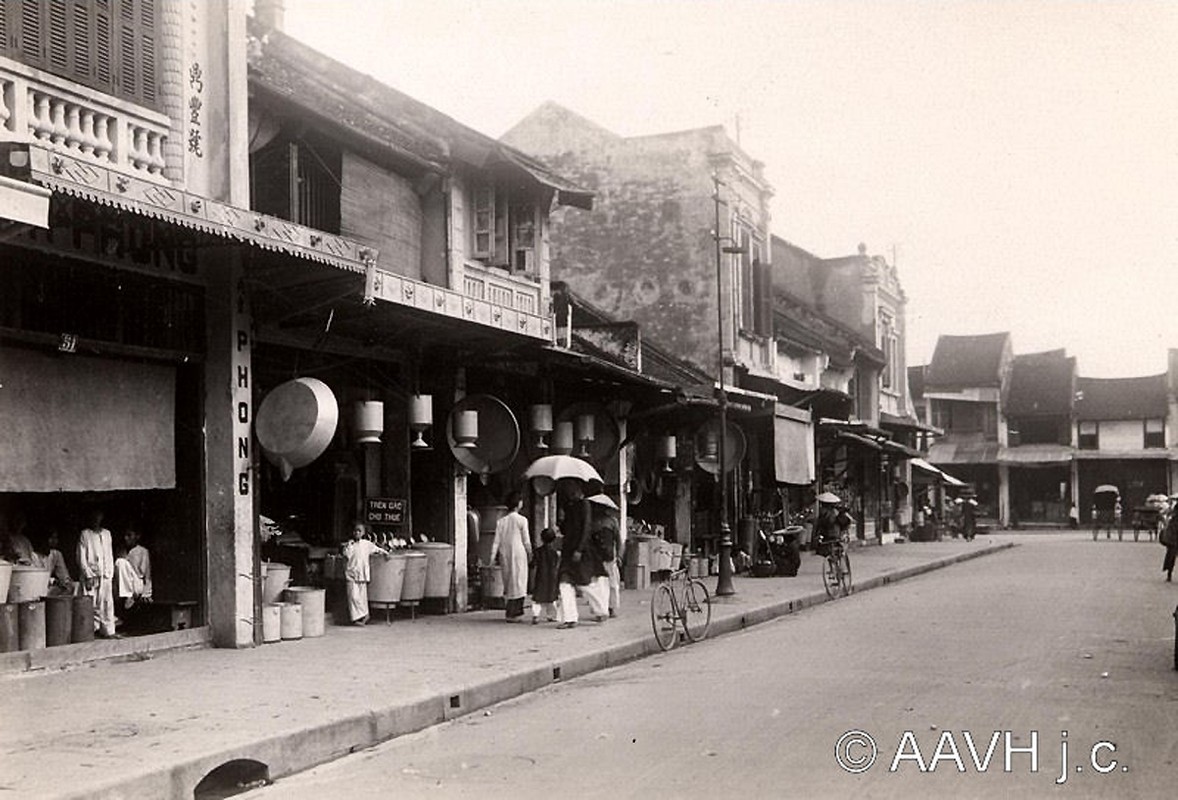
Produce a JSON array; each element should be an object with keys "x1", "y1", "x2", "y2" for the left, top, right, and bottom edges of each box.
[{"x1": 78, "y1": 509, "x2": 117, "y2": 638}]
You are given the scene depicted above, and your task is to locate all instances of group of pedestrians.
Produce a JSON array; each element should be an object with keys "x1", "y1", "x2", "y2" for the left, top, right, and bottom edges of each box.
[{"x1": 488, "y1": 486, "x2": 620, "y2": 628}]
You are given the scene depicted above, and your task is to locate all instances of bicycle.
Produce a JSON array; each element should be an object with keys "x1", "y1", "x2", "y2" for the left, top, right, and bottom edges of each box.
[
  {"x1": 817, "y1": 533, "x2": 852, "y2": 599},
  {"x1": 650, "y1": 562, "x2": 712, "y2": 651}
]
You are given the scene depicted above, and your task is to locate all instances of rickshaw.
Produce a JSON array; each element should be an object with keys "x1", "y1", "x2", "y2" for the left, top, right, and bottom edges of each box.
[
  {"x1": 1091, "y1": 485, "x2": 1121, "y2": 541},
  {"x1": 1131, "y1": 494, "x2": 1170, "y2": 542}
]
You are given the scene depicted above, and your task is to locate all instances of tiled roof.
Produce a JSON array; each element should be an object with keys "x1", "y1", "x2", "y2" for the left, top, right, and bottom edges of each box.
[
  {"x1": 1005, "y1": 349, "x2": 1075, "y2": 416},
  {"x1": 925, "y1": 332, "x2": 1010, "y2": 388},
  {"x1": 772, "y1": 289, "x2": 884, "y2": 367},
  {"x1": 1075, "y1": 374, "x2": 1168, "y2": 420},
  {"x1": 248, "y1": 24, "x2": 592, "y2": 207}
]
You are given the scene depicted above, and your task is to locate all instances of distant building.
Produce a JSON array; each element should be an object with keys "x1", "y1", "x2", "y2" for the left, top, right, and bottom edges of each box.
[{"x1": 923, "y1": 332, "x2": 1013, "y2": 520}]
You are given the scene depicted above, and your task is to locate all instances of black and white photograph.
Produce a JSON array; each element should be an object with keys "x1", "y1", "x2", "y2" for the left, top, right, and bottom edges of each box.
[{"x1": 0, "y1": 1, "x2": 1175, "y2": 797}]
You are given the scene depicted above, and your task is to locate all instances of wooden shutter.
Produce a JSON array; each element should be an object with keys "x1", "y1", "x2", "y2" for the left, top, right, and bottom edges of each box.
[
  {"x1": 115, "y1": 0, "x2": 156, "y2": 107},
  {"x1": 753, "y1": 257, "x2": 774, "y2": 336},
  {"x1": 16, "y1": 0, "x2": 45, "y2": 65},
  {"x1": 472, "y1": 184, "x2": 494, "y2": 259}
]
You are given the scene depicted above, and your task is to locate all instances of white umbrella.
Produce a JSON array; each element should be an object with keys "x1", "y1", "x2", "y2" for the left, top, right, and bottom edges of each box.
[
  {"x1": 586, "y1": 493, "x2": 619, "y2": 510},
  {"x1": 1093, "y1": 485, "x2": 1119, "y2": 495},
  {"x1": 522, "y1": 454, "x2": 604, "y2": 497},
  {"x1": 817, "y1": 491, "x2": 841, "y2": 504}
]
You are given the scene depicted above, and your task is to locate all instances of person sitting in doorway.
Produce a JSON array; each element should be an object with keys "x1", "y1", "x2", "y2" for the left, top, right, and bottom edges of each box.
[
  {"x1": 31, "y1": 527, "x2": 74, "y2": 596},
  {"x1": 115, "y1": 527, "x2": 153, "y2": 631}
]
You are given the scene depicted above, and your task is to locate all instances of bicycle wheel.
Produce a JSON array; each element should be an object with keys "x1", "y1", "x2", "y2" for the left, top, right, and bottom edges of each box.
[
  {"x1": 650, "y1": 583, "x2": 678, "y2": 651},
  {"x1": 823, "y1": 555, "x2": 840, "y2": 599},
  {"x1": 682, "y1": 579, "x2": 712, "y2": 642},
  {"x1": 839, "y1": 552, "x2": 853, "y2": 596}
]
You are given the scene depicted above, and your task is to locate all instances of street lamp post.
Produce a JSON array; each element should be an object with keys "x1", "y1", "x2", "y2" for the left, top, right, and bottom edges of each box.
[{"x1": 711, "y1": 172, "x2": 744, "y2": 598}]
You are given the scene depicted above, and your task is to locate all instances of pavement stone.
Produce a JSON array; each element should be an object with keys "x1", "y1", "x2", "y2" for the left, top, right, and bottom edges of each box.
[{"x1": 1, "y1": 535, "x2": 1017, "y2": 800}]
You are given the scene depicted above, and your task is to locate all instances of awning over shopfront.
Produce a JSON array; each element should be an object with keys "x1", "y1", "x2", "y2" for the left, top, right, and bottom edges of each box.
[
  {"x1": 1074, "y1": 449, "x2": 1178, "y2": 461},
  {"x1": 911, "y1": 457, "x2": 967, "y2": 486},
  {"x1": 881, "y1": 439, "x2": 922, "y2": 459},
  {"x1": 927, "y1": 441, "x2": 1000, "y2": 465},
  {"x1": 837, "y1": 431, "x2": 882, "y2": 450},
  {"x1": 879, "y1": 411, "x2": 941, "y2": 435},
  {"x1": 998, "y1": 444, "x2": 1073, "y2": 465},
  {"x1": 774, "y1": 404, "x2": 815, "y2": 485}
]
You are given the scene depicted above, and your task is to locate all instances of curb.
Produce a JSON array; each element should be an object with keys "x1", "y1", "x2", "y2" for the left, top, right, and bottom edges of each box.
[{"x1": 64, "y1": 541, "x2": 1017, "y2": 800}]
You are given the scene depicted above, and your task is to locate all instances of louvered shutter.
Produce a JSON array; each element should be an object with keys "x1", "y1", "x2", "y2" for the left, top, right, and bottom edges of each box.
[
  {"x1": 16, "y1": 0, "x2": 45, "y2": 65},
  {"x1": 115, "y1": 0, "x2": 156, "y2": 107}
]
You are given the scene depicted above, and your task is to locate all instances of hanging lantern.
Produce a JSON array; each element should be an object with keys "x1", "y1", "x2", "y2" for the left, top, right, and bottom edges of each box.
[
  {"x1": 454, "y1": 409, "x2": 479, "y2": 449},
  {"x1": 657, "y1": 434, "x2": 677, "y2": 473},
  {"x1": 575, "y1": 413, "x2": 595, "y2": 457},
  {"x1": 408, "y1": 394, "x2": 433, "y2": 450},
  {"x1": 353, "y1": 400, "x2": 384, "y2": 444},
  {"x1": 700, "y1": 430, "x2": 719, "y2": 463},
  {"x1": 530, "y1": 403, "x2": 553, "y2": 449},
  {"x1": 551, "y1": 420, "x2": 574, "y2": 455}
]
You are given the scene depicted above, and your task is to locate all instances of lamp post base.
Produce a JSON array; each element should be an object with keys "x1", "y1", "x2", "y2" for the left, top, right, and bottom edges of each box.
[{"x1": 715, "y1": 522, "x2": 735, "y2": 596}]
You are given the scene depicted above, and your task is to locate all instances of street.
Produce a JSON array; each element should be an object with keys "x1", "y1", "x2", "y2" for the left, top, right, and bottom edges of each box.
[{"x1": 242, "y1": 534, "x2": 1178, "y2": 799}]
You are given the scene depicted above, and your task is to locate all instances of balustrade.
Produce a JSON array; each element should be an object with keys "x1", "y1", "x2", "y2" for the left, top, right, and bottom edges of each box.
[{"x1": 0, "y1": 63, "x2": 169, "y2": 180}]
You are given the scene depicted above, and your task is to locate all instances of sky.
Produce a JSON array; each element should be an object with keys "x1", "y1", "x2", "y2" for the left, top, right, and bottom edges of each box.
[{"x1": 282, "y1": 0, "x2": 1178, "y2": 378}]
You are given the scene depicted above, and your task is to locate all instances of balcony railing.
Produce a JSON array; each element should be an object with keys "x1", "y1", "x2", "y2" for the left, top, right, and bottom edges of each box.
[
  {"x1": 462, "y1": 260, "x2": 540, "y2": 317},
  {"x1": 0, "y1": 58, "x2": 169, "y2": 181}
]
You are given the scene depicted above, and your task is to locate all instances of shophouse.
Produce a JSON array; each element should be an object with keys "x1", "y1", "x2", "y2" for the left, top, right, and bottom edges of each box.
[
  {"x1": 771, "y1": 236, "x2": 922, "y2": 542},
  {"x1": 921, "y1": 332, "x2": 1013, "y2": 523},
  {"x1": 502, "y1": 102, "x2": 815, "y2": 562},
  {"x1": 1000, "y1": 349, "x2": 1076, "y2": 525},
  {"x1": 0, "y1": 2, "x2": 644, "y2": 665},
  {"x1": 1074, "y1": 371, "x2": 1174, "y2": 519}
]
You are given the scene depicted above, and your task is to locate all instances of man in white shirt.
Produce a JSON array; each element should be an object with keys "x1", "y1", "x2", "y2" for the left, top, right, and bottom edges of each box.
[{"x1": 78, "y1": 509, "x2": 116, "y2": 638}]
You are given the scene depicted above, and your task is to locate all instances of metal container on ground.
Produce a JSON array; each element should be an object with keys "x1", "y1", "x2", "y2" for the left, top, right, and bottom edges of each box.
[
  {"x1": 71, "y1": 595, "x2": 95, "y2": 642},
  {"x1": 0, "y1": 604, "x2": 18, "y2": 652},
  {"x1": 479, "y1": 564, "x2": 504, "y2": 608},
  {"x1": 283, "y1": 586, "x2": 325, "y2": 638},
  {"x1": 368, "y1": 552, "x2": 407, "y2": 604},
  {"x1": 8, "y1": 566, "x2": 49, "y2": 603},
  {"x1": 0, "y1": 562, "x2": 11, "y2": 603},
  {"x1": 44, "y1": 594, "x2": 73, "y2": 646},
  {"x1": 400, "y1": 552, "x2": 428, "y2": 602},
  {"x1": 261, "y1": 603, "x2": 282, "y2": 643},
  {"x1": 278, "y1": 602, "x2": 302, "y2": 640},
  {"x1": 414, "y1": 542, "x2": 454, "y2": 599},
  {"x1": 261, "y1": 562, "x2": 291, "y2": 605},
  {"x1": 18, "y1": 601, "x2": 45, "y2": 651}
]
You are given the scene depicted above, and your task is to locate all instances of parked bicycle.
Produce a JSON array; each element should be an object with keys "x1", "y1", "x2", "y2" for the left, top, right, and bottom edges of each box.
[
  {"x1": 816, "y1": 532, "x2": 852, "y2": 599},
  {"x1": 650, "y1": 561, "x2": 712, "y2": 651}
]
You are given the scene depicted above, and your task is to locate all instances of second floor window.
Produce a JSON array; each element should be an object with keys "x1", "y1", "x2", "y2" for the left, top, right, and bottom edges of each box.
[
  {"x1": 250, "y1": 132, "x2": 342, "y2": 234},
  {"x1": 1, "y1": 0, "x2": 160, "y2": 109},
  {"x1": 1078, "y1": 421, "x2": 1098, "y2": 450},
  {"x1": 1144, "y1": 418, "x2": 1165, "y2": 448},
  {"x1": 879, "y1": 310, "x2": 899, "y2": 391},
  {"x1": 733, "y1": 221, "x2": 770, "y2": 337},
  {"x1": 470, "y1": 182, "x2": 538, "y2": 275}
]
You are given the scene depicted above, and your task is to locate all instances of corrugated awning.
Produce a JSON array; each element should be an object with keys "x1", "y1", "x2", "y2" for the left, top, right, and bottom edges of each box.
[
  {"x1": 27, "y1": 144, "x2": 377, "y2": 274},
  {"x1": 927, "y1": 441, "x2": 1000, "y2": 465},
  {"x1": 881, "y1": 439, "x2": 922, "y2": 459},
  {"x1": 837, "y1": 431, "x2": 882, "y2": 450},
  {"x1": 490, "y1": 147, "x2": 594, "y2": 210},
  {"x1": 999, "y1": 444, "x2": 1073, "y2": 464},
  {"x1": 1074, "y1": 449, "x2": 1178, "y2": 461}
]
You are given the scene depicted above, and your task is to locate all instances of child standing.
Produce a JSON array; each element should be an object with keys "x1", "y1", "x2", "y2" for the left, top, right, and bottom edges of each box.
[
  {"x1": 530, "y1": 527, "x2": 560, "y2": 624},
  {"x1": 342, "y1": 522, "x2": 387, "y2": 626}
]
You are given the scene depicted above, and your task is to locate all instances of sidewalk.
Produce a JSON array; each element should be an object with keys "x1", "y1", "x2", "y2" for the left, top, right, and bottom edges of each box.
[{"x1": 2, "y1": 536, "x2": 1016, "y2": 800}]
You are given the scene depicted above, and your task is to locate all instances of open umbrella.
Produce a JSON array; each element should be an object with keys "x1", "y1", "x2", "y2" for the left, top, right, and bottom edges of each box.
[
  {"x1": 1093, "y1": 485, "x2": 1119, "y2": 495},
  {"x1": 586, "y1": 493, "x2": 619, "y2": 510},
  {"x1": 816, "y1": 491, "x2": 841, "y2": 504},
  {"x1": 522, "y1": 454, "x2": 604, "y2": 497}
]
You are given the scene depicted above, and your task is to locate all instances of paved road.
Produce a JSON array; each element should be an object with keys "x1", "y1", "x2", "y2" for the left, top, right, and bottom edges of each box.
[{"x1": 243, "y1": 534, "x2": 1177, "y2": 799}]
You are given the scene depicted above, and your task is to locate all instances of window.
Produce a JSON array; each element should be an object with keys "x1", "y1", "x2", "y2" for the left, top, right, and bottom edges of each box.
[
  {"x1": 250, "y1": 131, "x2": 342, "y2": 233},
  {"x1": 879, "y1": 310, "x2": 899, "y2": 391},
  {"x1": 1, "y1": 0, "x2": 159, "y2": 109},
  {"x1": 1078, "y1": 421, "x2": 1098, "y2": 450},
  {"x1": 468, "y1": 182, "x2": 538, "y2": 275},
  {"x1": 1144, "y1": 419, "x2": 1165, "y2": 449},
  {"x1": 733, "y1": 219, "x2": 769, "y2": 336}
]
